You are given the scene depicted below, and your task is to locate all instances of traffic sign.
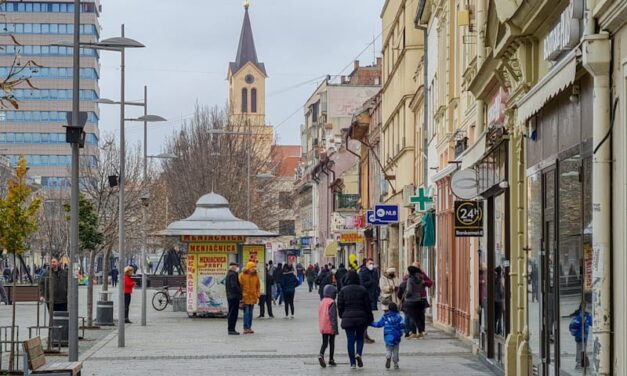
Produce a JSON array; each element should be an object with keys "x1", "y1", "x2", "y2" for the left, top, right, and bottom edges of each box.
[
  {"x1": 374, "y1": 204, "x2": 399, "y2": 223},
  {"x1": 410, "y1": 187, "x2": 433, "y2": 211},
  {"x1": 366, "y1": 210, "x2": 389, "y2": 225},
  {"x1": 454, "y1": 200, "x2": 483, "y2": 237}
]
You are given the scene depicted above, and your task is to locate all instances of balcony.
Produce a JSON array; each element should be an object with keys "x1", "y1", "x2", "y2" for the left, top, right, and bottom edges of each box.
[{"x1": 336, "y1": 193, "x2": 359, "y2": 211}]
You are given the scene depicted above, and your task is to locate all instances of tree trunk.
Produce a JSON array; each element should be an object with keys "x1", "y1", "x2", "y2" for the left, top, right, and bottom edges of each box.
[
  {"x1": 102, "y1": 245, "x2": 112, "y2": 292},
  {"x1": 9, "y1": 253, "x2": 17, "y2": 371},
  {"x1": 87, "y1": 249, "x2": 96, "y2": 327}
]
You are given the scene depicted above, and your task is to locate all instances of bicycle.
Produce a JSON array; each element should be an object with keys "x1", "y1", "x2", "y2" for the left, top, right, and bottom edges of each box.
[{"x1": 152, "y1": 285, "x2": 185, "y2": 311}]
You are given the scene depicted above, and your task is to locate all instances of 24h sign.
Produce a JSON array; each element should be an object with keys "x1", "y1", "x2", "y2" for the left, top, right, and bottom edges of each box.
[{"x1": 454, "y1": 200, "x2": 483, "y2": 237}]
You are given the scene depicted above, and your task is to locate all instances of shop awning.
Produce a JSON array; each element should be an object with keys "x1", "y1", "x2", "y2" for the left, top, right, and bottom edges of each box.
[
  {"x1": 461, "y1": 132, "x2": 486, "y2": 170},
  {"x1": 516, "y1": 48, "x2": 579, "y2": 125},
  {"x1": 324, "y1": 240, "x2": 339, "y2": 257}
]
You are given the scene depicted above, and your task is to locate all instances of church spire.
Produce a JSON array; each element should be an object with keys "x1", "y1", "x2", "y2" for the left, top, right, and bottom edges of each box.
[{"x1": 229, "y1": 2, "x2": 266, "y2": 76}]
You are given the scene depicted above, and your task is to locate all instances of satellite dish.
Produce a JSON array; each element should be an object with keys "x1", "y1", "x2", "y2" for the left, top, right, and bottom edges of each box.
[{"x1": 451, "y1": 169, "x2": 478, "y2": 199}]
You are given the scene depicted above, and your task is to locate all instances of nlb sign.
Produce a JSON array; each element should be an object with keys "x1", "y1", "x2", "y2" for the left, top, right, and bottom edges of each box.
[
  {"x1": 374, "y1": 204, "x2": 399, "y2": 223},
  {"x1": 366, "y1": 210, "x2": 388, "y2": 225},
  {"x1": 543, "y1": 0, "x2": 584, "y2": 61}
]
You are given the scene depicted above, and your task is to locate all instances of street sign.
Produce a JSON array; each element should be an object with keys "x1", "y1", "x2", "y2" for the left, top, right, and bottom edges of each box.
[
  {"x1": 366, "y1": 210, "x2": 389, "y2": 225},
  {"x1": 410, "y1": 187, "x2": 433, "y2": 211},
  {"x1": 454, "y1": 200, "x2": 483, "y2": 237},
  {"x1": 374, "y1": 204, "x2": 400, "y2": 223}
]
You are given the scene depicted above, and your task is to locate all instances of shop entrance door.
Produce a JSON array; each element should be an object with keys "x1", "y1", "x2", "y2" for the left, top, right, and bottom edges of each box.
[{"x1": 540, "y1": 167, "x2": 558, "y2": 375}]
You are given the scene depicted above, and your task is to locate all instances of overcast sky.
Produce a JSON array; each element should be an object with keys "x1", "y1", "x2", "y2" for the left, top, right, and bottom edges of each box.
[{"x1": 97, "y1": 1, "x2": 382, "y2": 155}]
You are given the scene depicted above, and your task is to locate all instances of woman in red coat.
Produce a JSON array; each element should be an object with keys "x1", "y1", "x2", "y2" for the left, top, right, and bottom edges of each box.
[{"x1": 123, "y1": 266, "x2": 136, "y2": 323}]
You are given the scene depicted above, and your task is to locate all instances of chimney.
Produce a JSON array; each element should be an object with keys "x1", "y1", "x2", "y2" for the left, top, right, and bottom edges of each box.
[
  {"x1": 376, "y1": 57, "x2": 382, "y2": 67},
  {"x1": 354, "y1": 60, "x2": 360, "y2": 71},
  {"x1": 341, "y1": 75, "x2": 346, "y2": 84}
]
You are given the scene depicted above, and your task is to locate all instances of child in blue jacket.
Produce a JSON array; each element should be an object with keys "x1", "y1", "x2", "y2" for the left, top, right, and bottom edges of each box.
[
  {"x1": 569, "y1": 305, "x2": 592, "y2": 368},
  {"x1": 370, "y1": 302, "x2": 405, "y2": 369}
]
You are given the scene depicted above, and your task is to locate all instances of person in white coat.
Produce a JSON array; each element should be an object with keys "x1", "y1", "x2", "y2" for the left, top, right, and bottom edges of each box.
[{"x1": 379, "y1": 268, "x2": 400, "y2": 311}]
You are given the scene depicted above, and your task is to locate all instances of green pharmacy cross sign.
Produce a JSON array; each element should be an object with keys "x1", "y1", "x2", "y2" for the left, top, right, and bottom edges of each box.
[{"x1": 410, "y1": 187, "x2": 433, "y2": 211}]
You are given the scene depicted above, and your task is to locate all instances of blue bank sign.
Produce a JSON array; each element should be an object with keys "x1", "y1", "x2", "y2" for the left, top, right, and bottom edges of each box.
[
  {"x1": 366, "y1": 210, "x2": 388, "y2": 225},
  {"x1": 374, "y1": 204, "x2": 400, "y2": 223}
]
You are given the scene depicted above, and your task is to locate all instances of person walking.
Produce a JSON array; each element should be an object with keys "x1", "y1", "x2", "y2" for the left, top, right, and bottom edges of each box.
[
  {"x1": 0, "y1": 277, "x2": 8, "y2": 305},
  {"x1": 273, "y1": 262, "x2": 283, "y2": 305},
  {"x1": 225, "y1": 262, "x2": 242, "y2": 335},
  {"x1": 379, "y1": 267, "x2": 400, "y2": 311},
  {"x1": 123, "y1": 266, "x2": 135, "y2": 323},
  {"x1": 110, "y1": 266, "x2": 119, "y2": 288},
  {"x1": 305, "y1": 264, "x2": 316, "y2": 293},
  {"x1": 402, "y1": 266, "x2": 424, "y2": 338},
  {"x1": 316, "y1": 265, "x2": 332, "y2": 300},
  {"x1": 413, "y1": 262, "x2": 433, "y2": 337},
  {"x1": 239, "y1": 261, "x2": 260, "y2": 334},
  {"x1": 337, "y1": 270, "x2": 373, "y2": 369},
  {"x1": 38, "y1": 258, "x2": 68, "y2": 313},
  {"x1": 296, "y1": 262, "x2": 305, "y2": 285},
  {"x1": 279, "y1": 264, "x2": 299, "y2": 319},
  {"x1": 359, "y1": 258, "x2": 379, "y2": 343},
  {"x1": 335, "y1": 263, "x2": 348, "y2": 291},
  {"x1": 318, "y1": 284, "x2": 338, "y2": 368},
  {"x1": 370, "y1": 302, "x2": 405, "y2": 369},
  {"x1": 258, "y1": 263, "x2": 274, "y2": 318},
  {"x1": 398, "y1": 274, "x2": 416, "y2": 337}
]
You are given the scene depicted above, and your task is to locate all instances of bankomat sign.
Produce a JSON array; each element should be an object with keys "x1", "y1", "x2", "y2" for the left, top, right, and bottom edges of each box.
[{"x1": 543, "y1": 0, "x2": 584, "y2": 61}]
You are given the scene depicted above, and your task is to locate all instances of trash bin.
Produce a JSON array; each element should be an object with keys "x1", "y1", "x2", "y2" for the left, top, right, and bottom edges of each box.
[
  {"x1": 172, "y1": 296, "x2": 186, "y2": 312},
  {"x1": 52, "y1": 311, "x2": 69, "y2": 346},
  {"x1": 96, "y1": 292, "x2": 114, "y2": 326}
]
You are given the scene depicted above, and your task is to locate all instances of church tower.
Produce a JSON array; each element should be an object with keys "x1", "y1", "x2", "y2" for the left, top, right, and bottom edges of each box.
[{"x1": 228, "y1": 1, "x2": 267, "y2": 127}]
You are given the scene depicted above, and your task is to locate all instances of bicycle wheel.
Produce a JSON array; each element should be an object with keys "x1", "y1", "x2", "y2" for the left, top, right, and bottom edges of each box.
[{"x1": 152, "y1": 291, "x2": 169, "y2": 311}]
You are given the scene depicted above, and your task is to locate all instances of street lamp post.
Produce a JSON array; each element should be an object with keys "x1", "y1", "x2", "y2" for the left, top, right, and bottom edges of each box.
[{"x1": 98, "y1": 89, "x2": 166, "y2": 328}]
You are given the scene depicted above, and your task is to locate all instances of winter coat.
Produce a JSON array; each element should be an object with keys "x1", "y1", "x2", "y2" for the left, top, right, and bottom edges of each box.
[
  {"x1": 305, "y1": 267, "x2": 316, "y2": 282},
  {"x1": 335, "y1": 266, "x2": 348, "y2": 290},
  {"x1": 296, "y1": 264, "x2": 305, "y2": 276},
  {"x1": 272, "y1": 267, "x2": 283, "y2": 285},
  {"x1": 279, "y1": 272, "x2": 299, "y2": 294},
  {"x1": 379, "y1": 276, "x2": 400, "y2": 307},
  {"x1": 124, "y1": 274, "x2": 135, "y2": 295},
  {"x1": 38, "y1": 268, "x2": 68, "y2": 304},
  {"x1": 316, "y1": 270, "x2": 332, "y2": 299},
  {"x1": 266, "y1": 266, "x2": 275, "y2": 285},
  {"x1": 110, "y1": 268, "x2": 119, "y2": 281},
  {"x1": 358, "y1": 266, "x2": 379, "y2": 311},
  {"x1": 569, "y1": 310, "x2": 592, "y2": 343},
  {"x1": 239, "y1": 270, "x2": 260, "y2": 305},
  {"x1": 225, "y1": 270, "x2": 242, "y2": 300},
  {"x1": 371, "y1": 311, "x2": 405, "y2": 345},
  {"x1": 337, "y1": 272, "x2": 374, "y2": 329},
  {"x1": 319, "y1": 285, "x2": 338, "y2": 335},
  {"x1": 418, "y1": 272, "x2": 433, "y2": 298},
  {"x1": 403, "y1": 275, "x2": 424, "y2": 306}
]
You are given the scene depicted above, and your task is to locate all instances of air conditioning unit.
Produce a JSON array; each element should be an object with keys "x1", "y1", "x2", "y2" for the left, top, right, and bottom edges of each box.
[{"x1": 402, "y1": 184, "x2": 416, "y2": 208}]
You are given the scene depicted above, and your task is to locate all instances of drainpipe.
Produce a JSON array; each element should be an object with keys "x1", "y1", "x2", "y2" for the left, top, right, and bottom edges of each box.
[
  {"x1": 413, "y1": 5, "x2": 428, "y2": 189},
  {"x1": 582, "y1": 23, "x2": 612, "y2": 375},
  {"x1": 475, "y1": 0, "x2": 486, "y2": 135}
]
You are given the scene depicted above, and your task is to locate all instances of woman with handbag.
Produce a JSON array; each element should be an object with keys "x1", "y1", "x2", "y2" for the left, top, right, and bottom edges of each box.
[
  {"x1": 239, "y1": 261, "x2": 261, "y2": 334},
  {"x1": 379, "y1": 267, "x2": 400, "y2": 311}
]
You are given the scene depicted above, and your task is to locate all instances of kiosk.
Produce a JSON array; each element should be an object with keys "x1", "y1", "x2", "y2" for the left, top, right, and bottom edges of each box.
[{"x1": 159, "y1": 192, "x2": 275, "y2": 317}]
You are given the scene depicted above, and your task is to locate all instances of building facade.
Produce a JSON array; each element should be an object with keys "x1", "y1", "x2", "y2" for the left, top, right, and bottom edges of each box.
[{"x1": 0, "y1": 0, "x2": 101, "y2": 189}]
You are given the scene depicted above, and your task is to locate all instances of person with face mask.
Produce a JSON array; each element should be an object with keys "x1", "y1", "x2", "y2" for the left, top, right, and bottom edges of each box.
[
  {"x1": 359, "y1": 258, "x2": 379, "y2": 343},
  {"x1": 379, "y1": 268, "x2": 400, "y2": 311},
  {"x1": 225, "y1": 262, "x2": 242, "y2": 335}
]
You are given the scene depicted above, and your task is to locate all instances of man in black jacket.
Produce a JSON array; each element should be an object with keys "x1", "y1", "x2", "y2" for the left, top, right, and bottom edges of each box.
[
  {"x1": 335, "y1": 263, "x2": 348, "y2": 291},
  {"x1": 38, "y1": 258, "x2": 68, "y2": 312},
  {"x1": 225, "y1": 262, "x2": 242, "y2": 335},
  {"x1": 359, "y1": 258, "x2": 379, "y2": 343},
  {"x1": 258, "y1": 263, "x2": 274, "y2": 318}
]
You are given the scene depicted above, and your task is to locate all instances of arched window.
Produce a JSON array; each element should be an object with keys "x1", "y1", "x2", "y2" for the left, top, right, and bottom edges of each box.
[
  {"x1": 241, "y1": 88, "x2": 248, "y2": 113},
  {"x1": 251, "y1": 88, "x2": 257, "y2": 113}
]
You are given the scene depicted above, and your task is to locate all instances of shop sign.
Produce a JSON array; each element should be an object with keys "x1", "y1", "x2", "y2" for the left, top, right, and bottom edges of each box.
[
  {"x1": 454, "y1": 200, "x2": 483, "y2": 237},
  {"x1": 338, "y1": 232, "x2": 364, "y2": 243},
  {"x1": 451, "y1": 169, "x2": 479, "y2": 200},
  {"x1": 188, "y1": 243, "x2": 238, "y2": 254},
  {"x1": 300, "y1": 236, "x2": 312, "y2": 247},
  {"x1": 543, "y1": 0, "x2": 584, "y2": 61},
  {"x1": 367, "y1": 210, "x2": 390, "y2": 225},
  {"x1": 186, "y1": 254, "x2": 196, "y2": 312},
  {"x1": 374, "y1": 204, "x2": 400, "y2": 223},
  {"x1": 243, "y1": 245, "x2": 266, "y2": 295},
  {"x1": 181, "y1": 235, "x2": 245, "y2": 243},
  {"x1": 194, "y1": 254, "x2": 229, "y2": 314},
  {"x1": 331, "y1": 212, "x2": 366, "y2": 231},
  {"x1": 487, "y1": 87, "x2": 509, "y2": 127}
]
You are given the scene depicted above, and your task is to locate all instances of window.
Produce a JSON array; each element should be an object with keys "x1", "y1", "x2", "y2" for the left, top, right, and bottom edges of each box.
[
  {"x1": 278, "y1": 220, "x2": 295, "y2": 236},
  {"x1": 251, "y1": 88, "x2": 257, "y2": 113},
  {"x1": 241, "y1": 88, "x2": 248, "y2": 113},
  {"x1": 278, "y1": 191, "x2": 293, "y2": 209}
]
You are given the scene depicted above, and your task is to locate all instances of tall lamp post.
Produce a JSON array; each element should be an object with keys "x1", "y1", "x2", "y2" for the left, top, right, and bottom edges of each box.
[
  {"x1": 59, "y1": 25, "x2": 145, "y2": 348},
  {"x1": 98, "y1": 89, "x2": 167, "y2": 327}
]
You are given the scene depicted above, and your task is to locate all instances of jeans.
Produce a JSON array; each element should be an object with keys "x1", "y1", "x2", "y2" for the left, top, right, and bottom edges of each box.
[
  {"x1": 386, "y1": 343, "x2": 400, "y2": 364},
  {"x1": 283, "y1": 291, "x2": 295, "y2": 316},
  {"x1": 320, "y1": 334, "x2": 335, "y2": 359},
  {"x1": 227, "y1": 298, "x2": 239, "y2": 332},
  {"x1": 298, "y1": 274, "x2": 304, "y2": 284},
  {"x1": 403, "y1": 312, "x2": 416, "y2": 335},
  {"x1": 258, "y1": 294, "x2": 273, "y2": 317},
  {"x1": 243, "y1": 304, "x2": 254, "y2": 330},
  {"x1": 274, "y1": 283, "x2": 283, "y2": 304},
  {"x1": 344, "y1": 326, "x2": 365, "y2": 366},
  {"x1": 124, "y1": 294, "x2": 131, "y2": 320}
]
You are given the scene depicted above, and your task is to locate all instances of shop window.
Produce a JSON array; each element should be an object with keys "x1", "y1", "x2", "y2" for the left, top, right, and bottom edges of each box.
[{"x1": 527, "y1": 172, "x2": 542, "y2": 359}]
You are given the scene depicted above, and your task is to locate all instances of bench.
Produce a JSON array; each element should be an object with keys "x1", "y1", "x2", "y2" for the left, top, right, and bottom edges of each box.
[{"x1": 22, "y1": 337, "x2": 82, "y2": 375}]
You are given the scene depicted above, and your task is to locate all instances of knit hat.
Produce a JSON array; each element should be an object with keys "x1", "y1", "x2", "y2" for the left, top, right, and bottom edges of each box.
[
  {"x1": 386, "y1": 267, "x2": 396, "y2": 274},
  {"x1": 323, "y1": 284, "x2": 337, "y2": 299},
  {"x1": 246, "y1": 261, "x2": 256, "y2": 270}
]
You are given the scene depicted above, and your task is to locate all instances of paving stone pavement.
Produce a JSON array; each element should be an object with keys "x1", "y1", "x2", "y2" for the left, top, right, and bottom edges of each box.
[{"x1": 73, "y1": 285, "x2": 495, "y2": 376}]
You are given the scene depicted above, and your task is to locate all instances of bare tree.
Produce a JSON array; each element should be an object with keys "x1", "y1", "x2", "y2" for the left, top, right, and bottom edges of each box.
[{"x1": 158, "y1": 106, "x2": 284, "y2": 230}]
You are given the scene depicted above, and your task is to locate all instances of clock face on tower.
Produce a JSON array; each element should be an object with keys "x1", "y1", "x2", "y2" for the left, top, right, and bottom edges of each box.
[{"x1": 245, "y1": 74, "x2": 255, "y2": 84}]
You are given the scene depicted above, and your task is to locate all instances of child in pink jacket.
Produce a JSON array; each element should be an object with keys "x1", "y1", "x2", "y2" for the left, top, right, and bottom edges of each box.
[{"x1": 318, "y1": 284, "x2": 338, "y2": 367}]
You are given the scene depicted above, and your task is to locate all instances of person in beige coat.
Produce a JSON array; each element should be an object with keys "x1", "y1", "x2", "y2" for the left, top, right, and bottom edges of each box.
[{"x1": 379, "y1": 268, "x2": 400, "y2": 311}]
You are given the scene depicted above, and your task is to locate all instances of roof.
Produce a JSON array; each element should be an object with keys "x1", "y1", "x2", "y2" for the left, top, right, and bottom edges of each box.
[
  {"x1": 271, "y1": 145, "x2": 301, "y2": 177},
  {"x1": 229, "y1": 6, "x2": 267, "y2": 76},
  {"x1": 158, "y1": 192, "x2": 276, "y2": 237}
]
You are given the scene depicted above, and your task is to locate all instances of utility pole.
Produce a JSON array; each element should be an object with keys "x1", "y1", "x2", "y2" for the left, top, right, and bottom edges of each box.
[
  {"x1": 117, "y1": 24, "x2": 127, "y2": 348},
  {"x1": 141, "y1": 85, "x2": 148, "y2": 326}
]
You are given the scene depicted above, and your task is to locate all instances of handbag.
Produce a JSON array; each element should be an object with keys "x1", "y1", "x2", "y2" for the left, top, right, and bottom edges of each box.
[{"x1": 381, "y1": 295, "x2": 393, "y2": 306}]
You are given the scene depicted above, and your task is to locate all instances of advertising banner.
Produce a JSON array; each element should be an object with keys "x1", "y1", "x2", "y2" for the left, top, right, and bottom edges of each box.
[
  {"x1": 339, "y1": 232, "x2": 364, "y2": 243},
  {"x1": 182, "y1": 235, "x2": 245, "y2": 242},
  {"x1": 194, "y1": 253, "x2": 229, "y2": 314},
  {"x1": 188, "y1": 243, "x2": 238, "y2": 254},
  {"x1": 186, "y1": 254, "x2": 197, "y2": 313},
  {"x1": 243, "y1": 245, "x2": 266, "y2": 295}
]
